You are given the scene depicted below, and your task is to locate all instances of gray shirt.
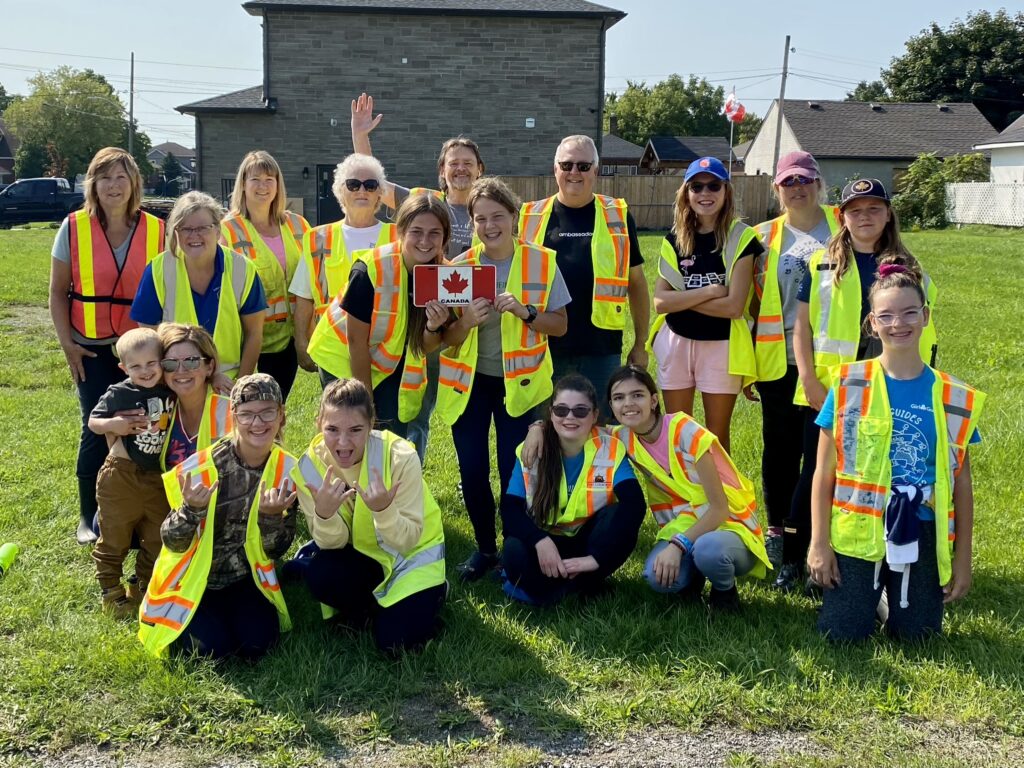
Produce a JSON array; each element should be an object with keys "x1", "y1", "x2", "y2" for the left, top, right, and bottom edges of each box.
[
  {"x1": 51, "y1": 215, "x2": 139, "y2": 346},
  {"x1": 777, "y1": 219, "x2": 833, "y2": 364},
  {"x1": 475, "y1": 253, "x2": 571, "y2": 377},
  {"x1": 393, "y1": 185, "x2": 472, "y2": 259}
]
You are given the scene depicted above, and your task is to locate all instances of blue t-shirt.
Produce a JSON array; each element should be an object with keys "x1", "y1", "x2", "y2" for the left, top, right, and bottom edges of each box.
[
  {"x1": 506, "y1": 451, "x2": 636, "y2": 500},
  {"x1": 130, "y1": 247, "x2": 267, "y2": 334},
  {"x1": 798, "y1": 250, "x2": 877, "y2": 327},
  {"x1": 817, "y1": 367, "x2": 980, "y2": 519}
]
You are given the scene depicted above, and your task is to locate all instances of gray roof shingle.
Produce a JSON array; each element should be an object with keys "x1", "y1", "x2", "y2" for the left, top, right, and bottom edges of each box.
[
  {"x1": 601, "y1": 133, "x2": 643, "y2": 161},
  {"x1": 177, "y1": 86, "x2": 272, "y2": 115},
  {"x1": 645, "y1": 135, "x2": 733, "y2": 164},
  {"x1": 975, "y1": 112, "x2": 1024, "y2": 148},
  {"x1": 243, "y1": 0, "x2": 624, "y2": 22},
  {"x1": 780, "y1": 100, "x2": 994, "y2": 160}
]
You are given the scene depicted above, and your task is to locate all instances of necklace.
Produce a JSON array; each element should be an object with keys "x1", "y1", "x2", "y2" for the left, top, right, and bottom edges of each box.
[{"x1": 636, "y1": 415, "x2": 661, "y2": 440}]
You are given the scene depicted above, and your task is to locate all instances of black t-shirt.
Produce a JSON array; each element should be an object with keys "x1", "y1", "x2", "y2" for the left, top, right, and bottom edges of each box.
[
  {"x1": 539, "y1": 199, "x2": 644, "y2": 357},
  {"x1": 663, "y1": 229, "x2": 763, "y2": 341},
  {"x1": 90, "y1": 381, "x2": 175, "y2": 472},
  {"x1": 339, "y1": 261, "x2": 410, "y2": 379}
]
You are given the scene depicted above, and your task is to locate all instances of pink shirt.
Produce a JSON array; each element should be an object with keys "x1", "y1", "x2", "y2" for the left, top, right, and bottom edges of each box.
[
  {"x1": 263, "y1": 233, "x2": 288, "y2": 273},
  {"x1": 638, "y1": 415, "x2": 672, "y2": 473}
]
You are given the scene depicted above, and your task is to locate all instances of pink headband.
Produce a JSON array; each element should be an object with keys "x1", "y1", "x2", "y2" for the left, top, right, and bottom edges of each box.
[{"x1": 878, "y1": 264, "x2": 908, "y2": 278}]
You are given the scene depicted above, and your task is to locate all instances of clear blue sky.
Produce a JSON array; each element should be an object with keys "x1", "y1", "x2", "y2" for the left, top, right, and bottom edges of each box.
[{"x1": 2, "y1": 1, "x2": 1019, "y2": 147}]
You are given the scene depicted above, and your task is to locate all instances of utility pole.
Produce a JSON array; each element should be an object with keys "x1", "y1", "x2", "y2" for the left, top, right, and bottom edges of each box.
[
  {"x1": 128, "y1": 51, "x2": 135, "y2": 156},
  {"x1": 771, "y1": 35, "x2": 791, "y2": 180}
]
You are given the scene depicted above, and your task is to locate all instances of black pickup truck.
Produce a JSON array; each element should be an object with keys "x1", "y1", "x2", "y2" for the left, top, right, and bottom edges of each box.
[{"x1": 0, "y1": 177, "x2": 85, "y2": 228}]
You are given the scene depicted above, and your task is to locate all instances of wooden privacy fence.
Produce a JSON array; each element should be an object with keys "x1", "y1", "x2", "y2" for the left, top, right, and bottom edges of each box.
[{"x1": 497, "y1": 174, "x2": 774, "y2": 230}]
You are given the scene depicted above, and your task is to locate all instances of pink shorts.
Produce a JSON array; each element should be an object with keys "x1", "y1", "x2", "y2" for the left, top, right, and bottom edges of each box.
[{"x1": 653, "y1": 324, "x2": 742, "y2": 395}]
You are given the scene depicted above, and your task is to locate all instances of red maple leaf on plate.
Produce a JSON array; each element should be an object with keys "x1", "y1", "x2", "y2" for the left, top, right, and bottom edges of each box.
[{"x1": 442, "y1": 271, "x2": 469, "y2": 295}]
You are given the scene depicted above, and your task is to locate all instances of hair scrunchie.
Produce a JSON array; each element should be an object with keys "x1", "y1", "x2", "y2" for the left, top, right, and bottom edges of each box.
[{"x1": 878, "y1": 263, "x2": 908, "y2": 278}]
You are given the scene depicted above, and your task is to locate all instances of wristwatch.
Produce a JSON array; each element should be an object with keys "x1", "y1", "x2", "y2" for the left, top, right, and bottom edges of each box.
[{"x1": 523, "y1": 304, "x2": 538, "y2": 325}]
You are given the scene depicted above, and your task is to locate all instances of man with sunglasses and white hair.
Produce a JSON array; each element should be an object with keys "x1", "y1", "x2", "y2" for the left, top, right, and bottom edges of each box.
[{"x1": 519, "y1": 135, "x2": 649, "y2": 416}]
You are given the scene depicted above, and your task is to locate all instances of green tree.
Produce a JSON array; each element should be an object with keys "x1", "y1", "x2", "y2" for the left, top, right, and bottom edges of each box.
[
  {"x1": 735, "y1": 112, "x2": 763, "y2": 144},
  {"x1": 3, "y1": 67, "x2": 152, "y2": 181},
  {"x1": 604, "y1": 75, "x2": 732, "y2": 147},
  {"x1": 846, "y1": 80, "x2": 889, "y2": 102},
  {"x1": 160, "y1": 153, "x2": 183, "y2": 197},
  {"x1": 0, "y1": 83, "x2": 20, "y2": 113},
  {"x1": 891, "y1": 152, "x2": 989, "y2": 229},
  {"x1": 882, "y1": 10, "x2": 1024, "y2": 130}
]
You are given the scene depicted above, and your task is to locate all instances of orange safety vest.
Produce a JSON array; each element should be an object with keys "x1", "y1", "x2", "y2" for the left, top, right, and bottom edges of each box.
[{"x1": 68, "y1": 209, "x2": 164, "y2": 339}]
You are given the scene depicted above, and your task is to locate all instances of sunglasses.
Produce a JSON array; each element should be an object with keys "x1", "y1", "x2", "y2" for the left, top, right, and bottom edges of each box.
[
  {"x1": 557, "y1": 161, "x2": 593, "y2": 173},
  {"x1": 688, "y1": 181, "x2": 724, "y2": 194},
  {"x1": 780, "y1": 175, "x2": 817, "y2": 187},
  {"x1": 160, "y1": 356, "x2": 210, "y2": 372},
  {"x1": 344, "y1": 178, "x2": 381, "y2": 192},
  {"x1": 551, "y1": 404, "x2": 594, "y2": 418}
]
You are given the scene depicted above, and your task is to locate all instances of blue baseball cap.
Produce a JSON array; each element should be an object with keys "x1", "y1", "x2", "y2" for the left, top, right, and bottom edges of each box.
[
  {"x1": 684, "y1": 156, "x2": 730, "y2": 183},
  {"x1": 840, "y1": 178, "x2": 889, "y2": 208}
]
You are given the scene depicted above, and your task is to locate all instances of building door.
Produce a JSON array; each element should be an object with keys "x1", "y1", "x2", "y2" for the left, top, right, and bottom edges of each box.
[{"x1": 316, "y1": 165, "x2": 342, "y2": 225}]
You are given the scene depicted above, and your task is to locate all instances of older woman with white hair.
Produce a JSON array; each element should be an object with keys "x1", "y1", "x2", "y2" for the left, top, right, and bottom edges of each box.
[
  {"x1": 290, "y1": 153, "x2": 397, "y2": 384},
  {"x1": 130, "y1": 191, "x2": 266, "y2": 393},
  {"x1": 221, "y1": 150, "x2": 311, "y2": 400}
]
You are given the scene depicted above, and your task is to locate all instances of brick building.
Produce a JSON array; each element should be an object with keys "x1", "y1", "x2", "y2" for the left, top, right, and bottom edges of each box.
[{"x1": 178, "y1": 0, "x2": 625, "y2": 225}]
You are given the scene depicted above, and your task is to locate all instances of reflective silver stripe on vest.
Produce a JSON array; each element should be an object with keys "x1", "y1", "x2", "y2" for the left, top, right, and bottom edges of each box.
[
  {"x1": 440, "y1": 358, "x2": 471, "y2": 393},
  {"x1": 298, "y1": 454, "x2": 323, "y2": 493},
  {"x1": 594, "y1": 283, "x2": 628, "y2": 299},
  {"x1": 520, "y1": 200, "x2": 549, "y2": 244},
  {"x1": 141, "y1": 598, "x2": 191, "y2": 627},
  {"x1": 941, "y1": 380, "x2": 970, "y2": 475},
  {"x1": 312, "y1": 228, "x2": 332, "y2": 301},
  {"x1": 836, "y1": 368, "x2": 870, "y2": 477},
  {"x1": 835, "y1": 479, "x2": 886, "y2": 512},
  {"x1": 671, "y1": 419, "x2": 706, "y2": 484},
  {"x1": 161, "y1": 256, "x2": 179, "y2": 322},
  {"x1": 373, "y1": 542, "x2": 446, "y2": 602},
  {"x1": 812, "y1": 258, "x2": 857, "y2": 359},
  {"x1": 211, "y1": 398, "x2": 231, "y2": 437},
  {"x1": 369, "y1": 345, "x2": 399, "y2": 371},
  {"x1": 256, "y1": 566, "x2": 280, "y2": 590},
  {"x1": 401, "y1": 362, "x2": 425, "y2": 389},
  {"x1": 228, "y1": 251, "x2": 248, "y2": 303},
  {"x1": 368, "y1": 254, "x2": 400, "y2": 347},
  {"x1": 817, "y1": 338, "x2": 859, "y2": 357},
  {"x1": 505, "y1": 350, "x2": 546, "y2": 375},
  {"x1": 364, "y1": 434, "x2": 401, "y2": 558}
]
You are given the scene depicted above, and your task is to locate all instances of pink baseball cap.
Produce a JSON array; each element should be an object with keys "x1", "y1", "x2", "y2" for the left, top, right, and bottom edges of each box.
[{"x1": 774, "y1": 151, "x2": 820, "y2": 184}]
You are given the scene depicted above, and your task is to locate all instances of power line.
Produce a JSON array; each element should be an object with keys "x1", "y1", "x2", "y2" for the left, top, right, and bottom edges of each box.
[
  {"x1": 0, "y1": 46, "x2": 261, "y2": 73},
  {"x1": 796, "y1": 47, "x2": 890, "y2": 68}
]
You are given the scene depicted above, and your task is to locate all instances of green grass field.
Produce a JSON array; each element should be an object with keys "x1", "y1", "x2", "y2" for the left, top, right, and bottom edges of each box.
[{"x1": 0, "y1": 226, "x2": 1021, "y2": 767}]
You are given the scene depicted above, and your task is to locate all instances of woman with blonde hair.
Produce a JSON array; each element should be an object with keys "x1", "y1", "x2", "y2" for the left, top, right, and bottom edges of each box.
[
  {"x1": 221, "y1": 151, "x2": 310, "y2": 399},
  {"x1": 49, "y1": 146, "x2": 166, "y2": 543},
  {"x1": 289, "y1": 153, "x2": 397, "y2": 384},
  {"x1": 649, "y1": 157, "x2": 762, "y2": 454},
  {"x1": 131, "y1": 192, "x2": 266, "y2": 394}
]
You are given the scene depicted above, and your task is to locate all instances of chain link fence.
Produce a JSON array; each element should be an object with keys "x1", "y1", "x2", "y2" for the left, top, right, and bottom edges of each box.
[{"x1": 946, "y1": 183, "x2": 1024, "y2": 227}]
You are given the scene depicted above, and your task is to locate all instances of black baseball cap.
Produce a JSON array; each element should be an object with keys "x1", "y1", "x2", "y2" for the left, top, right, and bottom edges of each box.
[{"x1": 840, "y1": 178, "x2": 890, "y2": 209}]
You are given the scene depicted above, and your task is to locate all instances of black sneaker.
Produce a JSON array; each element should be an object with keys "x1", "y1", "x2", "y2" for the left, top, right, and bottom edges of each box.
[
  {"x1": 456, "y1": 551, "x2": 499, "y2": 582},
  {"x1": 708, "y1": 585, "x2": 740, "y2": 612},
  {"x1": 678, "y1": 576, "x2": 706, "y2": 602},
  {"x1": 772, "y1": 562, "x2": 803, "y2": 592}
]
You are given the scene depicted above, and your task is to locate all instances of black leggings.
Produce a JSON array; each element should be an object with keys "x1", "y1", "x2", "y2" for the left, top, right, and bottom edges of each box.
[
  {"x1": 75, "y1": 344, "x2": 126, "y2": 521},
  {"x1": 258, "y1": 338, "x2": 298, "y2": 401},
  {"x1": 175, "y1": 576, "x2": 280, "y2": 661},
  {"x1": 304, "y1": 546, "x2": 446, "y2": 653},
  {"x1": 502, "y1": 503, "x2": 644, "y2": 605}
]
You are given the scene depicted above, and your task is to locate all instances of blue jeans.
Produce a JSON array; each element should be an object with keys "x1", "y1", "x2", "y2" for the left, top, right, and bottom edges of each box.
[
  {"x1": 550, "y1": 352, "x2": 622, "y2": 421},
  {"x1": 643, "y1": 530, "x2": 756, "y2": 593},
  {"x1": 406, "y1": 349, "x2": 440, "y2": 465}
]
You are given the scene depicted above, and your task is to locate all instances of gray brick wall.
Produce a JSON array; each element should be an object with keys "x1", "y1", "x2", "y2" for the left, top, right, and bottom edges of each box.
[{"x1": 198, "y1": 9, "x2": 605, "y2": 224}]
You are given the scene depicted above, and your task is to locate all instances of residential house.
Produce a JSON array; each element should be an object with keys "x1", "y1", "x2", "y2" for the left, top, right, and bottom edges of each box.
[
  {"x1": 639, "y1": 135, "x2": 738, "y2": 175},
  {"x1": 974, "y1": 113, "x2": 1024, "y2": 183},
  {"x1": 745, "y1": 99, "x2": 993, "y2": 193},
  {"x1": 600, "y1": 133, "x2": 644, "y2": 175},
  {"x1": 179, "y1": 0, "x2": 625, "y2": 224},
  {"x1": 0, "y1": 117, "x2": 19, "y2": 184},
  {"x1": 147, "y1": 142, "x2": 196, "y2": 191}
]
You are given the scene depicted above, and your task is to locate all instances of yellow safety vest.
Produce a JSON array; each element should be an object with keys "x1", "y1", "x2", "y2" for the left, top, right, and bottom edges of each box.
[
  {"x1": 306, "y1": 242, "x2": 427, "y2": 422},
  {"x1": 300, "y1": 221, "x2": 397, "y2": 318},
  {"x1": 752, "y1": 205, "x2": 840, "y2": 382},
  {"x1": 614, "y1": 415, "x2": 769, "y2": 577},
  {"x1": 159, "y1": 389, "x2": 233, "y2": 471},
  {"x1": 292, "y1": 431, "x2": 445, "y2": 607},
  {"x1": 796, "y1": 249, "x2": 938, "y2": 405},
  {"x1": 827, "y1": 359, "x2": 984, "y2": 585},
  {"x1": 220, "y1": 211, "x2": 309, "y2": 354},
  {"x1": 647, "y1": 219, "x2": 758, "y2": 385},
  {"x1": 516, "y1": 429, "x2": 628, "y2": 536},
  {"x1": 138, "y1": 440, "x2": 296, "y2": 658},
  {"x1": 519, "y1": 194, "x2": 630, "y2": 330},
  {"x1": 149, "y1": 247, "x2": 258, "y2": 379},
  {"x1": 436, "y1": 241, "x2": 558, "y2": 423}
]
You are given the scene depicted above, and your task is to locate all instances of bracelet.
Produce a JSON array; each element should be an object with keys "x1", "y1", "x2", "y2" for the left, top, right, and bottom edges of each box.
[
  {"x1": 426, "y1": 324, "x2": 445, "y2": 334},
  {"x1": 528, "y1": 420, "x2": 544, "y2": 430},
  {"x1": 671, "y1": 533, "x2": 694, "y2": 554}
]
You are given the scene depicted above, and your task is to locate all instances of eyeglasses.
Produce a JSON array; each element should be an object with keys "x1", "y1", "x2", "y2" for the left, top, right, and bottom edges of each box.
[
  {"x1": 557, "y1": 161, "x2": 593, "y2": 173},
  {"x1": 177, "y1": 224, "x2": 217, "y2": 237},
  {"x1": 873, "y1": 308, "x2": 925, "y2": 327},
  {"x1": 344, "y1": 178, "x2": 381, "y2": 192},
  {"x1": 160, "y1": 356, "x2": 210, "y2": 372},
  {"x1": 689, "y1": 181, "x2": 724, "y2": 194},
  {"x1": 234, "y1": 408, "x2": 280, "y2": 426},
  {"x1": 780, "y1": 175, "x2": 817, "y2": 187},
  {"x1": 551, "y1": 404, "x2": 594, "y2": 418}
]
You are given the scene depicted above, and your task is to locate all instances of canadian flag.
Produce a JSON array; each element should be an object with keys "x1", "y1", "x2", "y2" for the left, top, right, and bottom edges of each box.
[
  {"x1": 413, "y1": 265, "x2": 496, "y2": 306},
  {"x1": 724, "y1": 91, "x2": 746, "y2": 123}
]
